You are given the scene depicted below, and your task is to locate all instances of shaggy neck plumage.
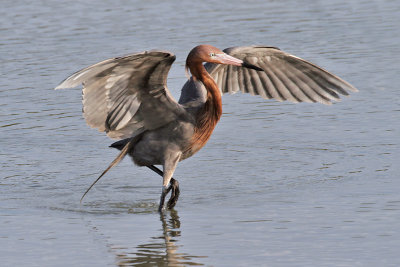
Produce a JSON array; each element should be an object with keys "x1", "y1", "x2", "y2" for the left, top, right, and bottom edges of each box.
[{"x1": 185, "y1": 61, "x2": 222, "y2": 153}]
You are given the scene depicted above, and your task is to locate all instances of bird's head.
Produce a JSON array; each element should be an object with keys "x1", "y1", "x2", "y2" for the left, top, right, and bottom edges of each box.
[
  {"x1": 186, "y1": 44, "x2": 263, "y2": 72},
  {"x1": 187, "y1": 44, "x2": 242, "y2": 66}
]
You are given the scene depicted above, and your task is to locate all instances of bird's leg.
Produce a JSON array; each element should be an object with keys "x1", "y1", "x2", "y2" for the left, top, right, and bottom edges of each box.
[
  {"x1": 159, "y1": 186, "x2": 168, "y2": 213},
  {"x1": 147, "y1": 165, "x2": 164, "y2": 177},
  {"x1": 167, "y1": 178, "x2": 180, "y2": 210},
  {"x1": 158, "y1": 152, "x2": 181, "y2": 212},
  {"x1": 147, "y1": 165, "x2": 180, "y2": 199},
  {"x1": 157, "y1": 177, "x2": 180, "y2": 209},
  {"x1": 147, "y1": 165, "x2": 180, "y2": 209},
  {"x1": 147, "y1": 165, "x2": 180, "y2": 211},
  {"x1": 148, "y1": 165, "x2": 174, "y2": 195}
]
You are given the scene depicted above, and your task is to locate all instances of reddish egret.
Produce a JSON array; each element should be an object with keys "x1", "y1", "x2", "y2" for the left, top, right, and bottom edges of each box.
[{"x1": 56, "y1": 45, "x2": 357, "y2": 211}]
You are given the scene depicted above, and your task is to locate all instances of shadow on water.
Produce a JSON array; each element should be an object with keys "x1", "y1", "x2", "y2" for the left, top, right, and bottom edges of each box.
[{"x1": 114, "y1": 210, "x2": 206, "y2": 266}]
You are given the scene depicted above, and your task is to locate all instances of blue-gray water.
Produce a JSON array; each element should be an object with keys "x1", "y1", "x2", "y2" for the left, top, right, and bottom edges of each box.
[{"x1": 1, "y1": 0, "x2": 399, "y2": 266}]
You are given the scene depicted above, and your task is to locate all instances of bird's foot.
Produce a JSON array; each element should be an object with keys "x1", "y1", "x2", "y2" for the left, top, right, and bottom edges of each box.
[
  {"x1": 167, "y1": 178, "x2": 180, "y2": 210},
  {"x1": 158, "y1": 178, "x2": 180, "y2": 212}
]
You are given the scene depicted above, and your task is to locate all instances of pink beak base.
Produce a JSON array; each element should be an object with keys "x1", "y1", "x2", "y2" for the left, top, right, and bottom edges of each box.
[{"x1": 215, "y1": 53, "x2": 243, "y2": 66}]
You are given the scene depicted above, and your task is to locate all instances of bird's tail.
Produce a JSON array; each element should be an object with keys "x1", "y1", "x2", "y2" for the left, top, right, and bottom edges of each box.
[{"x1": 80, "y1": 137, "x2": 137, "y2": 203}]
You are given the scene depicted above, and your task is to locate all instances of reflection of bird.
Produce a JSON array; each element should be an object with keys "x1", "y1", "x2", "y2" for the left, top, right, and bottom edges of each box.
[
  {"x1": 56, "y1": 44, "x2": 357, "y2": 211},
  {"x1": 114, "y1": 210, "x2": 201, "y2": 266}
]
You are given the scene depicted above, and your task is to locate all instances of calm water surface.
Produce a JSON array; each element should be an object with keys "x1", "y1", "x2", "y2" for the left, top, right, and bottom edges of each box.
[{"x1": 1, "y1": 0, "x2": 400, "y2": 266}]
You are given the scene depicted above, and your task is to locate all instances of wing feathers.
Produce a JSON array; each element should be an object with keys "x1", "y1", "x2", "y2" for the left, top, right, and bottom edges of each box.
[
  {"x1": 263, "y1": 64, "x2": 298, "y2": 102},
  {"x1": 206, "y1": 46, "x2": 357, "y2": 105},
  {"x1": 279, "y1": 62, "x2": 337, "y2": 104},
  {"x1": 272, "y1": 63, "x2": 318, "y2": 103},
  {"x1": 249, "y1": 69, "x2": 267, "y2": 98},
  {"x1": 258, "y1": 71, "x2": 283, "y2": 101},
  {"x1": 56, "y1": 50, "x2": 183, "y2": 139},
  {"x1": 237, "y1": 68, "x2": 246, "y2": 95}
]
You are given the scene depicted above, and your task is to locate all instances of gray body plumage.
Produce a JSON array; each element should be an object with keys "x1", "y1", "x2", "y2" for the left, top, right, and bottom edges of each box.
[{"x1": 55, "y1": 45, "x2": 357, "y2": 210}]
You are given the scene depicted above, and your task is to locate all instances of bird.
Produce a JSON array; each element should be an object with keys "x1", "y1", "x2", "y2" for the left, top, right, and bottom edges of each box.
[{"x1": 55, "y1": 44, "x2": 358, "y2": 212}]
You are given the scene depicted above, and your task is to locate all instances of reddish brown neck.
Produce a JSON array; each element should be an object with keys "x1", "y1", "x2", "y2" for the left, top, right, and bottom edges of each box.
[
  {"x1": 185, "y1": 61, "x2": 222, "y2": 154},
  {"x1": 190, "y1": 63, "x2": 222, "y2": 118}
]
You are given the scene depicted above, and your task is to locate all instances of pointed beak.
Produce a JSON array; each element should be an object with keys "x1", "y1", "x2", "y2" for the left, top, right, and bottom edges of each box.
[
  {"x1": 215, "y1": 53, "x2": 243, "y2": 66},
  {"x1": 215, "y1": 53, "x2": 263, "y2": 71}
]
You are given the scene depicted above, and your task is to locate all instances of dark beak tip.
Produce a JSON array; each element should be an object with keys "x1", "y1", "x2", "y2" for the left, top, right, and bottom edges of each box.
[{"x1": 242, "y1": 62, "x2": 264, "y2": 72}]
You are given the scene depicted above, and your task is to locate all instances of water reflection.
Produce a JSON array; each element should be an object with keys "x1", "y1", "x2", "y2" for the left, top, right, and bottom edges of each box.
[{"x1": 115, "y1": 210, "x2": 205, "y2": 266}]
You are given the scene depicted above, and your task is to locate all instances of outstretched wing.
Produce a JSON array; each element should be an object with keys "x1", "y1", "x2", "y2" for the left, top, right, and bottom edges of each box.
[
  {"x1": 205, "y1": 46, "x2": 358, "y2": 105},
  {"x1": 56, "y1": 50, "x2": 185, "y2": 139}
]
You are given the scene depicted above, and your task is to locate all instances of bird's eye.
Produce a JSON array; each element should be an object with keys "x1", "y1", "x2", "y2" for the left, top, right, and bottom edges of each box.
[{"x1": 210, "y1": 53, "x2": 215, "y2": 57}]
